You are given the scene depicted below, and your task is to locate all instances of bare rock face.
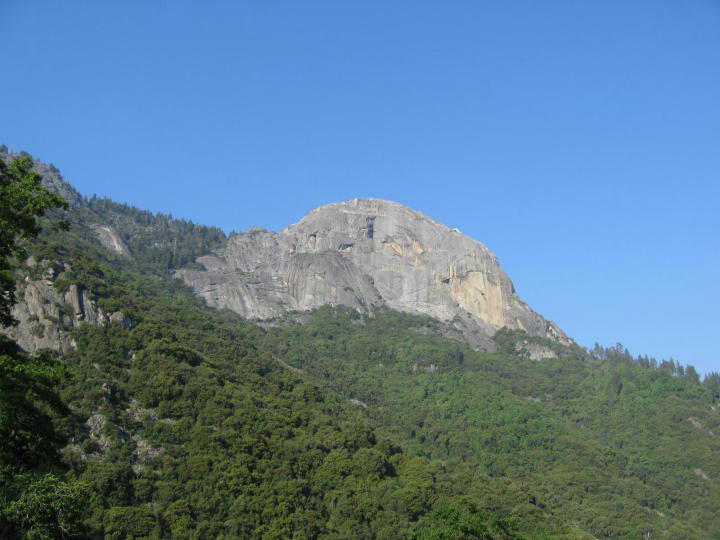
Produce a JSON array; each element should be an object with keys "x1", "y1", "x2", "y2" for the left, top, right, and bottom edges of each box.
[
  {"x1": 91, "y1": 224, "x2": 131, "y2": 257},
  {"x1": 4, "y1": 259, "x2": 130, "y2": 354},
  {"x1": 179, "y1": 198, "x2": 567, "y2": 347}
]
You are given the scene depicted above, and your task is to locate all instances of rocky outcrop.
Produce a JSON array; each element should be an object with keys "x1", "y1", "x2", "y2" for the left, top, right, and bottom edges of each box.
[
  {"x1": 3, "y1": 259, "x2": 130, "y2": 354},
  {"x1": 91, "y1": 224, "x2": 131, "y2": 257},
  {"x1": 1, "y1": 150, "x2": 85, "y2": 209},
  {"x1": 33, "y1": 160, "x2": 85, "y2": 209},
  {"x1": 688, "y1": 417, "x2": 715, "y2": 437},
  {"x1": 514, "y1": 340, "x2": 559, "y2": 361},
  {"x1": 179, "y1": 198, "x2": 567, "y2": 348}
]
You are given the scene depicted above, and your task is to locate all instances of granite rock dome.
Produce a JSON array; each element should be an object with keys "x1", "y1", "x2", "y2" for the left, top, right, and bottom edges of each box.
[{"x1": 178, "y1": 198, "x2": 567, "y2": 348}]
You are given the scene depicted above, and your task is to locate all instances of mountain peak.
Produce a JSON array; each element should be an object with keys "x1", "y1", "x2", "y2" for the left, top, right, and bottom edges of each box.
[
  {"x1": 179, "y1": 199, "x2": 567, "y2": 349},
  {"x1": 298, "y1": 198, "x2": 444, "y2": 230}
]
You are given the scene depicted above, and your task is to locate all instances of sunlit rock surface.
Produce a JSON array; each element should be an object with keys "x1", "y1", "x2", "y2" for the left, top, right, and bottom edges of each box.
[{"x1": 179, "y1": 198, "x2": 567, "y2": 348}]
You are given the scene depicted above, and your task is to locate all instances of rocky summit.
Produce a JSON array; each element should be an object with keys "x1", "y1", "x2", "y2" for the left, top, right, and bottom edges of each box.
[{"x1": 179, "y1": 198, "x2": 566, "y2": 348}]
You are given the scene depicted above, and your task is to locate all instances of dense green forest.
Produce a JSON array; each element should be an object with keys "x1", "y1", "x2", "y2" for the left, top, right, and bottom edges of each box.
[{"x1": 2, "y1": 152, "x2": 719, "y2": 538}]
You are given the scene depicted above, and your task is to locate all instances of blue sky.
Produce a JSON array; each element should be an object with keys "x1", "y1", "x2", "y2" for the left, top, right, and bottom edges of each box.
[{"x1": 2, "y1": 2, "x2": 719, "y2": 374}]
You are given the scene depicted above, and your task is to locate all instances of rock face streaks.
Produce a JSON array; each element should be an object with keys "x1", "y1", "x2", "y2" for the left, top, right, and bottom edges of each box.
[
  {"x1": 6, "y1": 263, "x2": 130, "y2": 354},
  {"x1": 179, "y1": 198, "x2": 566, "y2": 347}
]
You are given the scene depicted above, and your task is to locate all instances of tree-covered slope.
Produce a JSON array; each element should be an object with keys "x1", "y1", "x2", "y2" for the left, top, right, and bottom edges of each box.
[
  {"x1": 259, "y1": 309, "x2": 720, "y2": 539},
  {"x1": 2, "y1": 147, "x2": 227, "y2": 276},
  {"x1": 23, "y1": 221, "x2": 719, "y2": 539},
  {"x1": 85, "y1": 195, "x2": 227, "y2": 273},
  {"x1": 2, "y1": 150, "x2": 719, "y2": 539},
  {"x1": 11, "y1": 226, "x2": 577, "y2": 539}
]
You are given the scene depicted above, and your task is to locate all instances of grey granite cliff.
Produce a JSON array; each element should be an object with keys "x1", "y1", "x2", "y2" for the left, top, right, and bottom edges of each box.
[
  {"x1": 5, "y1": 258, "x2": 130, "y2": 354},
  {"x1": 179, "y1": 198, "x2": 567, "y2": 348}
]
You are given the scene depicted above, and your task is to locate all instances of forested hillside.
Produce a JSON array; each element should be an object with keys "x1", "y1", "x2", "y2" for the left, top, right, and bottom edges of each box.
[
  {"x1": 262, "y1": 310, "x2": 720, "y2": 537},
  {"x1": 86, "y1": 196, "x2": 226, "y2": 273},
  {"x1": 2, "y1": 151, "x2": 719, "y2": 539},
  {"x1": 2, "y1": 199, "x2": 564, "y2": 538}
]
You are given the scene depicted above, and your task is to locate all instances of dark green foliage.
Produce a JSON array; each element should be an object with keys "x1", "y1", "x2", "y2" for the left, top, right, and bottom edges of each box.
[
  {"x1": 0, "y1": 153, "x2": 68, "y2": 326},
  {"x1": 103, "y1": 506, "x2": 158, "y2": 538},
  {"x1": 0, "y1": 337, "x2": 67, "y2": 469},
  {"x1": 3, "y1": 156, "x2": 719, "y2": 537},
  {"x1": 17, "y1": 224, "x2": 719, "y2": 537},
  {"x1": 28, "y1": 247, "x2": 454, "y2": 536},
  {"x1": 1, "y1": 472, "x2": 88, "y2": 539},
  {"x1": 261, "y1": 314, "x2": 720, "y2": 538},
  {"x1": 414, "y1": 499, "x2": 515, "y2": 539},
  {"x1": 0, "y1": 153, "x2": 89, "y2": 539}
]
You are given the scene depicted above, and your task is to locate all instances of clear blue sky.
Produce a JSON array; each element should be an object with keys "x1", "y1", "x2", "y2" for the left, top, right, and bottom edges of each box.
[{"x1": 2, "y1": 2, "x2": 719, "y2": 374}]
